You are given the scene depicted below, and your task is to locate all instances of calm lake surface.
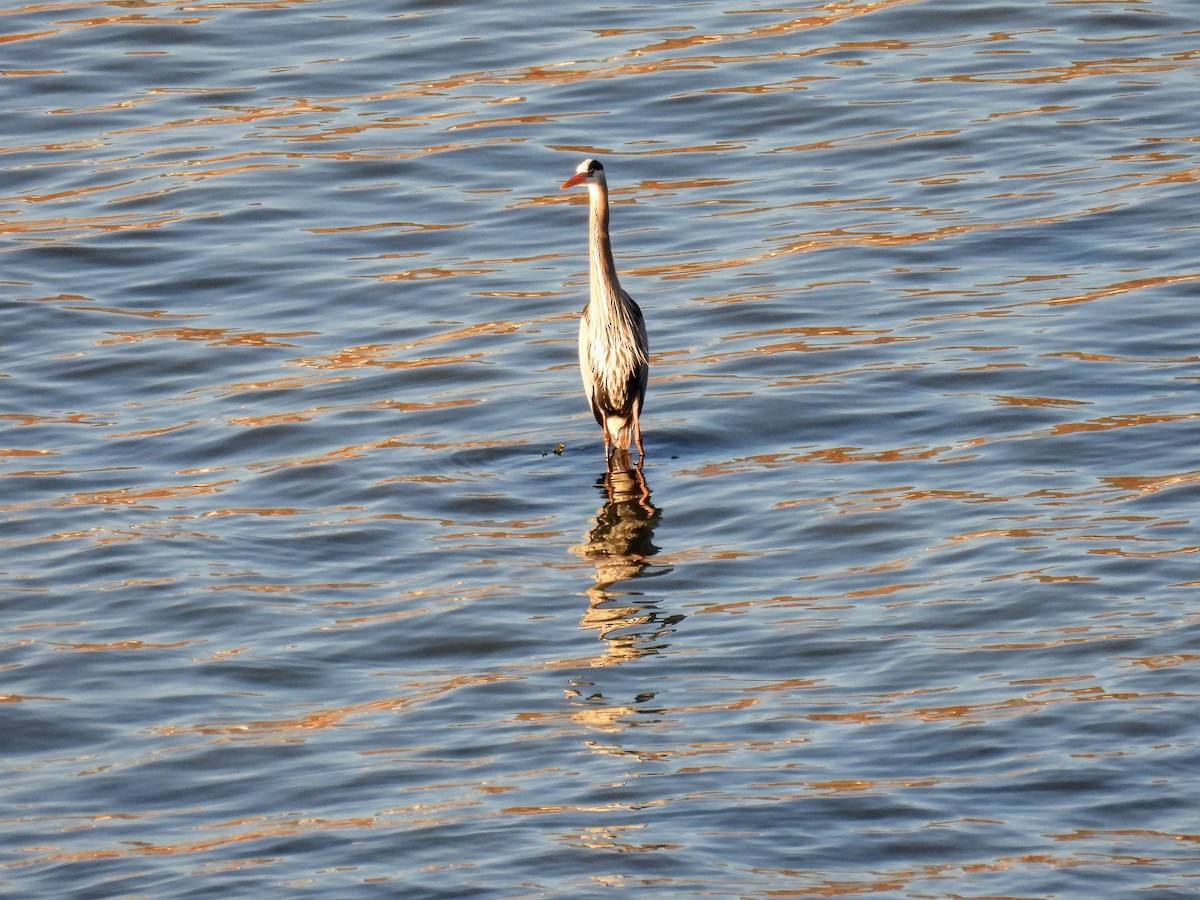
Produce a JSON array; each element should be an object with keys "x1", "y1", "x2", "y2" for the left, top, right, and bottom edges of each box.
[{"x1": 3, "y1": 0, "x2": 1199, "y2": 896}]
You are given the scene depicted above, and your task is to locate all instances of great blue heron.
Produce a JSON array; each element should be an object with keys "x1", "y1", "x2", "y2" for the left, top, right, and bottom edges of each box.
[{"x1": 560, "y1": 158, "x2": 649, "y2": 465}]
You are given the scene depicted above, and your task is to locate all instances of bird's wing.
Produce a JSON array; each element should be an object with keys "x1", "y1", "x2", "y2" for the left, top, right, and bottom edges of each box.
[
  {"x1": 578, "y1": 307, "x2": 607, "y2": 426},
  {"x1": 624, "y1": 290, "x2": 649, "y2": 408}
]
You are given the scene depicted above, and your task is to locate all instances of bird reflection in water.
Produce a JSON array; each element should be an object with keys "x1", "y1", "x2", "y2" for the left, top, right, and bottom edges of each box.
[{"x1": 570, "y1": 452, "x2": 679, "y2": 668}]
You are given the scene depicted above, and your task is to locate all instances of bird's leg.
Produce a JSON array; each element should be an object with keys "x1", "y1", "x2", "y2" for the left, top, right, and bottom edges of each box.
[{"x1": 632, "y1": 409, "x2": 644, "y2": 465}]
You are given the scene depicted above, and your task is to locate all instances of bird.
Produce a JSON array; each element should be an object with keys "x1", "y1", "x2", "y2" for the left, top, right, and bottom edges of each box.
[{"x1": 560, "y1": 158, "x2": 649, "y2": 466}]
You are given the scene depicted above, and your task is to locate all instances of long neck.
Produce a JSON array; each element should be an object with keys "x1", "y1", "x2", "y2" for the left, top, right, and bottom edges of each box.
[{"x1": 587, "y1": 182, "x2": 623, "y2": 316}]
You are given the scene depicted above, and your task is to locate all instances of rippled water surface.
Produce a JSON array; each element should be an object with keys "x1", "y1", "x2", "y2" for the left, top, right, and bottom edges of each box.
[{"x1": 4, "y1": 0, "x2": 1200, "y2": 896}]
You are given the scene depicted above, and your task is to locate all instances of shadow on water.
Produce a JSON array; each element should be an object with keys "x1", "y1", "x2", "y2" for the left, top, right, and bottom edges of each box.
[{"x1": 570, "y1": 453, "x2": 680, "y2": 668}]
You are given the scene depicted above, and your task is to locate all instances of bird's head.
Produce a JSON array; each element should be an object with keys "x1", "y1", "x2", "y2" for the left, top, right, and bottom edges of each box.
[{"x1": 560, "y1": 158, "x2": 606, "y2": 190}]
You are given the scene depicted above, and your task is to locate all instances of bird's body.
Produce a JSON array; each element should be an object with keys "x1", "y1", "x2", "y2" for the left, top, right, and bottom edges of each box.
[{"x1": 561, "y1": 159, "x2": 649, "y2": 464}]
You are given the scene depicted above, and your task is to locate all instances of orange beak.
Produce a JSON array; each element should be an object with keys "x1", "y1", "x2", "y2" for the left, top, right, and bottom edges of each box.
[{"x1": 560, "y1": 171, "x2": 587, "y2": 189}]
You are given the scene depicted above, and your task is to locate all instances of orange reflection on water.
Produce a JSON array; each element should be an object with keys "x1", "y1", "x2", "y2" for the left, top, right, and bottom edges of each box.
[
  {"x1": 0, "y1": 210, "x2": 218, "y2": 245},
  {"x1": 687, "y1": 443, "x2": 954, "y2": 478},
  {"x1": 97, "y1": 327, "x2": 313, "y2": 348},
  {"x1": 200, "y1": 507, "x2": 306, "y2": 519},
  {"x1": 1044, "y1": 410, "x2": 1200, "y2": 438},
  {"x1": 806, "y1": 680, "x2": 1176, "y2": 728},
  {"x1": 207, "y1": 580, "x2": 374, "y2": 595},
  {"x1": 691, "y1": 324, "x2": 909, "y2": 364},
  {"x1": 18, "y1": 179, "x2": 136, "y2": 204},
  {"x1": 293, "y1": 343, "x2": 483, "y2": 370},
  {"x1": 0, "y1": 447, "x2": 55, "y2": 459},
  {"x1": 228, "y1": 409, "x2": 323, "y2": 426},
  {"x1": 1102, "y1": 470, "x2": 1200, "y2": 501},
  {"x1": 308, "y1": 220, "x2": 468, "y2": 235},
  {"x1": 1015, "y1": 271, "x2": 1200, "y2": 310},
  {"x1": 615, "y1": 200, "x2": 1124, "y2": 284},
  {"x1": 156, "y1": 672, "x2": 516, "y2": 738},
  {"x1": 51, "y1": 639, "x2": 194, "y2": 652},
  {"x1": 1, "y1": 693, "x2": 66, "y2": 702},
  {"x1": 105, "y1": 420, "x2": 203, "y2": 440},
  {"x1": 921, "y1": 53, "x2": 1199, "y2": 86},
  {"x1": 1125, "y1": 654, "x2": 1200, "y2": 670},
  {"x1": 111, "y1": 99, "x2": 339, "y2": 135},
  {"x1": 19, "y1": 813, "x2": 385, "y2": 867},
  {"x1": 55, "y1": 480, "x2": 233, "y2": 508},
  {"x1": 1053, "y1": 827, "x2": 1200, "y2": 847},
  {"x1": 993, "y1": 394, "x2": 1089, "y2": 409},
  {"x1": 1090, "y1": 544, "x2": 1199, "y2": 560}
]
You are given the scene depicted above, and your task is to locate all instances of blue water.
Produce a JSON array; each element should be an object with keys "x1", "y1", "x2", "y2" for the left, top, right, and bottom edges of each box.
[{"x1": 3, "y1": 0, "x2": 1199, "y2": 896}]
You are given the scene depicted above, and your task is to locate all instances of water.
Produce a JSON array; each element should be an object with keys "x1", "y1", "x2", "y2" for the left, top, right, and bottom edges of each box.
[{"x1": 3, "y1": 0, "x2": 1199, "y2": 896}]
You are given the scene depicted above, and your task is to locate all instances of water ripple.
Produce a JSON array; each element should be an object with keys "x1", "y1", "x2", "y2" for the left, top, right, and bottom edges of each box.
[{"x1": 3, "y1": 0, "x2": 1200, "y2": 896}]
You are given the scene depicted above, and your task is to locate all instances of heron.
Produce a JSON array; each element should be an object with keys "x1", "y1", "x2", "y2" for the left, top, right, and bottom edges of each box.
[{"x1": 560, "y1": 158, "x2": 649, "y2": 465}]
